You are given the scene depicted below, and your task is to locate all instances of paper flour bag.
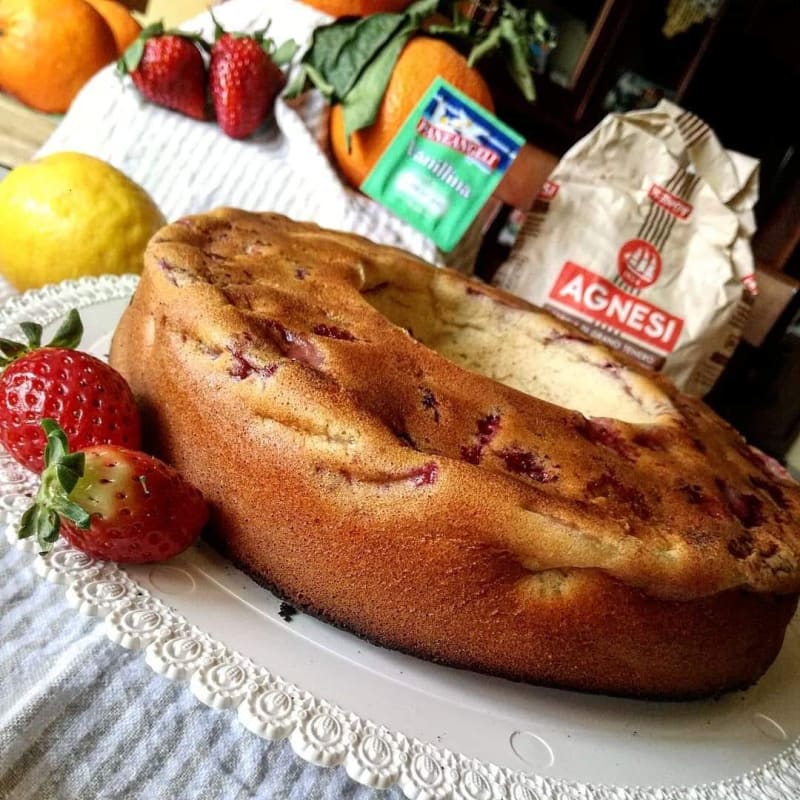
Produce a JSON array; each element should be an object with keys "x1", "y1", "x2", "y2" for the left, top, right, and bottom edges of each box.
[{"x1": 494, "y1": 100, "x2": 759, "y2": 395}]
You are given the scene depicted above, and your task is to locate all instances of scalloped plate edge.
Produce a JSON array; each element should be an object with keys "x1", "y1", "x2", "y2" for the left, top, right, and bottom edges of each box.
[{"x1": 1, "y1": 275, "x2": 799, "y2": 800}]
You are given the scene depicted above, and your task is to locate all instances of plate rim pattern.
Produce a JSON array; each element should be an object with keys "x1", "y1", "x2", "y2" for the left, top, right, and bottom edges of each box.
[{"x1": 1, "y1": 275, "x2": 799, "y2": 799}]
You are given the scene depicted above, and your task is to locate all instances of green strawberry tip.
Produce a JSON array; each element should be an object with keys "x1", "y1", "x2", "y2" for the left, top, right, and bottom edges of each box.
[
  {"x1": 18, "y1": 420, "x2": 91, "y2": 555},
  {"x1": 0, "y1": 309, "x2": 83, "y2": 371},
  {"x1": 117, "y1": 21, "x2": 164, "y2": 75},
  {"x1": 117, "y1": 20, "x2": 211, "y2": 75},
  {"x1": 208, "y1": 10, "x2": 294, "y2": 62}
]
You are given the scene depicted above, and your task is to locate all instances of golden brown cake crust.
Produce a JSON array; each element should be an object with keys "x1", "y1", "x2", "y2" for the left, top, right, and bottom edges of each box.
[{"x1": 110, "y1": 208, "x2": 800, "y2": 698}]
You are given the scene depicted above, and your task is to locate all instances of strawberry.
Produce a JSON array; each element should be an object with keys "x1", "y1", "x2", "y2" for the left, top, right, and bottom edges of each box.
[
  {"x1": 118, "y1": 22, "x2": 207, "y2": 120},
  {"x1": 0, "y1": 310, "x2": 141, "y2": 472},
  {"x1": 209, "y1": 18, "x2": 297, "y2": 139},
  {"x1": 19, "y1": 420, "x2": 208, "y2": 562}
]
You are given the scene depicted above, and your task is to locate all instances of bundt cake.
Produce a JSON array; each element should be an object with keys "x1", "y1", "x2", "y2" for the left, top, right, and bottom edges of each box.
[{"x1": 110, "y1": 209, "x2": 800, "y2": 699}]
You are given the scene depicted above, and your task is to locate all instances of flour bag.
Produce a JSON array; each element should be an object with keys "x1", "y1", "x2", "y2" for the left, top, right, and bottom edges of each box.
[{"x1": 494, "y1": 100, "x2": 759, "y2": 395}]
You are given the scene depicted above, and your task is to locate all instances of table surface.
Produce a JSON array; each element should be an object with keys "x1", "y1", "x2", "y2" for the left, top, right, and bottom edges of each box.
[{"x1": 0, "y1": 95, "x2": 58, "y2": 171}]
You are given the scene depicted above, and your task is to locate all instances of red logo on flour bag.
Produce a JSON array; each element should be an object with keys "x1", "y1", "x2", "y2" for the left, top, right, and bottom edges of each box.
[
  {"x1": 415, "y1": 119, "x2": 501, "y2": 169},
  {"x1": 617, "y1": 239, "x2": 662, "y2": 289},
  {"x1": 549, "y1": 262, "x2": 683, "y2": 353},
  {"x1": 648, "y1": 184, "x2": 692, "y2": 220}
]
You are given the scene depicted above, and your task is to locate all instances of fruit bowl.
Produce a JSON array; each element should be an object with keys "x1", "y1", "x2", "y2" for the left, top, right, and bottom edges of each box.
[{"x1": 2, "y1": 275, "x2": 800, "y2": 799}]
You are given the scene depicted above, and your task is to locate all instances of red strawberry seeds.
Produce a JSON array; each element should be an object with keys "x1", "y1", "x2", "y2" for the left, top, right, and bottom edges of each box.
[
  {"x1": 0, "y1": 310, "x2": 141, "y2": 472},
  {"x1": 119, "y1": 24, "x2": 207, "y2": 120},
  {"x1": 19, "y1": 421, "x2": 208, "y2": 563},
  {"x1": 210, "y1": 33, "x2": 286, "y2": 139}
]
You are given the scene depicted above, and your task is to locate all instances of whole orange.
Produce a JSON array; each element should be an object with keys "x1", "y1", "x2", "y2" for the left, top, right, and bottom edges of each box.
[
  {"x1": 330, "y1": 36, "x2": 494, "y2": 188},
  {"x1": 0, "y1": 0, "x2": 118, "y2": 113},
  {"x1": 85, "y1": 0, "x2": 142, "y2": 55},
  {"x1": 299, "y1": 0, "x2": 413, "y2": 17}
]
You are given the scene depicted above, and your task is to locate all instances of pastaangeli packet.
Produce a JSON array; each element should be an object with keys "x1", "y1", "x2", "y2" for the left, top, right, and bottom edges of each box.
[{"x1": 362, "y1": 78, "x2": 524, "y2": 252}]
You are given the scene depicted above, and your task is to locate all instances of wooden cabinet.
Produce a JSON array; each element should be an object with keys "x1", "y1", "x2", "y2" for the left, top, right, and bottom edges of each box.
[{"x1": 489, "y1": 0, "x2": 725, "y2": 152}]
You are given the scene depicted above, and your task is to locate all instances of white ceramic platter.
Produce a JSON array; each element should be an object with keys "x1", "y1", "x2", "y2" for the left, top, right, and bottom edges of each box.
[{"x1": 2, "y1": 276, "x2": 800, "y2": 799}]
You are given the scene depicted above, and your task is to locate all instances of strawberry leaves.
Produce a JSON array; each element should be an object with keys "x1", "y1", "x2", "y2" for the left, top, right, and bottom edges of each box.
[
  {"x1": 209, "y1": 12, "x2": 298, "y2": 66},
  {"x1": 19, "y1": 419, "x2": 90, "y2": 554},
  {"x1": 209, "y1": 18, "x2": 297, "y2": 139},
  {"x1": 117, "y1": 22, "x2": 209, "y2": 76},
  {"x1": 17, "y1": 420, "x2": 209, "y2": 562},
  {"x1": 118, "y1": 15, "x2": 296, "y2": 136},
  {"x1": 117, "y1": 21, "x2": 165, "y2": 75},
  {"x1": 0, "y1": 308, "x2": 83, "y2": 369}
]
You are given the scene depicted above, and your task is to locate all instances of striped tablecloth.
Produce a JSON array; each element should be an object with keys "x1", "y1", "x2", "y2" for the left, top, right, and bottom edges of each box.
[
  {"x1": 0, "y1": 1, "x2": 451, "y2": 796},
  {"x1": 0, "y1": 543, "x2": 400, "y2": 800}
]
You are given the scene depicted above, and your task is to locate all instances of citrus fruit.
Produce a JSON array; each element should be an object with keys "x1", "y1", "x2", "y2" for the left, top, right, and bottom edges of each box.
[
  {"x1": 85, "y1": 0, "x2": 142, "y2": 55},
  {"x1": 0, "y1": 0, "x2": 118, "y2": 113},
  {"x1": 330, "y1": 36, "x2": 495, "y2": 188},
  {"x1": 298, "y1": 0, "x2": 413, "y2": 17},
  {"x1": 0, "y1": 152, "x2": 166, "y2": 291}
]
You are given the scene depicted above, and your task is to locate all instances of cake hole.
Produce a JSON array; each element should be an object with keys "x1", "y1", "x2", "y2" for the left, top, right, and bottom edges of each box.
[{"x1": 359, "y1": 276, "x2": 672, "y2": 424}]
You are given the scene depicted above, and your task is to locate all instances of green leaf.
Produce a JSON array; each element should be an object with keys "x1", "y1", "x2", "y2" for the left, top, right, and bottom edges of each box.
[
  {"x1": 119, "y1": 38, "x2": 145, "y2": 75},
  {"x1": 0, "y1": 338, "x2": 27, "y2": 359},
  {"x1": 55, "y1": 463, "x2": 82, "y2": 496},
  {"x1": 286, "y1": 0, "x2": 542, "y2": 140},
  {"x1": 303, "y1": 12, "x2": 408, "y2": 101},
  {"x1": 271, "y1": 39, "x2": 298, "y2": 67},
  {"x1": 466, "y1": 25, "x2": 503, "y2": 67},
  {"x1": 18, "y1": 420, "x2": 91, "y2": 553},
  {"x1": 258, "y1": 20, "x2": 273, "y2": 39},
  {"x1": 499, "y1": 16, "x2": 536, "y2": 102},
  {"x1": 46, "y1": 309, "x2": 83, "y2": 350},
  {"x1": 53, "y1": 498, "x2": 91, "y2": 529},
  {"x1": 60, "y1": 452, "x2": 86, "y2": 476},
  {"x1": 36, "y1": 507, "x2": 60, "y2": 551},
  {"x1": 42, "y1": 418, "x2": 68, "y2": 467},
  {"x1": 20, "y1": 322, "x2": 42, "y2": 349},
  {"x1": 341, "y1": 30, "x2": 412, "y2": 143},
  {"x1": 208, "y1": 8, "x2": 225, "y2": 41},
  {"x1": 284, "y1": 67, "x2": 310, "y2": 99},
  {"x1": 1, "y1": 310, "x2": 83, "y2": 370},
  {"x1": 140, "y1": 21, "x2": 165, "y2": 38},
  {"x1": 18, "y1": 506, "x2": 36, "y2": 540},
  {"x1": 42, "y1": 512, "x2": 62, "y2": 543},
  {"x1": 305, "y1": 63, "x2": 338, "y2": 97},
  {"x1": 404, "y1": 0, "x2": 440, "y2": 25},
  {"x1": 118, "y1": 20, "x2": 164, "y2": 76}
]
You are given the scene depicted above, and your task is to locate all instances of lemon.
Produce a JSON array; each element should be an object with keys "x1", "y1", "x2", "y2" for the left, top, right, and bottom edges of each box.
[{"x1": 0, "y1": 152, "x2": 166, "y2": 291}]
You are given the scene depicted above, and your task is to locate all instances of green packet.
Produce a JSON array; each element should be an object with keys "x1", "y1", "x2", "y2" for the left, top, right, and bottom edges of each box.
[{"x1": 361, "y1": 77, "x2": 525, "y2": 252}]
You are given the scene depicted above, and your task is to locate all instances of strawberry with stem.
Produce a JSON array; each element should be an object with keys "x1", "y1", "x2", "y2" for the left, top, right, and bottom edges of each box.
[
  {"x1": 118, "y1": 21, "x2": 209, "y2": 120},
  {"x1": 209, "y1": 14, "x2": 297, "y2": 139},
  {"x1": 0, "y1": 309, "x2": 141, "y2": 472},
  {"x1": 20, "y1": 420, "x2": 208, "y2": 562}
]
